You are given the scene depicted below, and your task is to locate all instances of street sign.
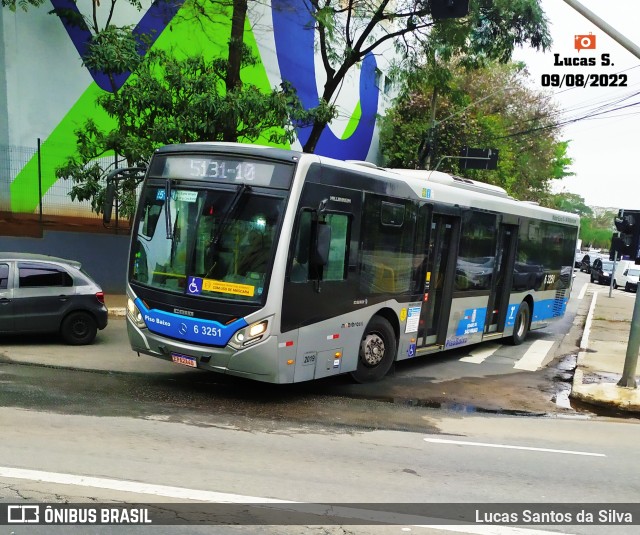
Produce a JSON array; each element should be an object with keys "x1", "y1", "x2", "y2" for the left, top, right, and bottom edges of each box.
[{"x1": 459, "y1": 147, "x2": 499, "y2": 170}]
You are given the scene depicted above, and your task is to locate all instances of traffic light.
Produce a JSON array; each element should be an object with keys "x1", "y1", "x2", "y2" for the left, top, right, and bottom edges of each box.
[
  {"x1": 431, "y1": 0, "x2": 470, "y2": 20},
  {"x1": 610, "y1": 209, "x2": 640, "y2": 263}
]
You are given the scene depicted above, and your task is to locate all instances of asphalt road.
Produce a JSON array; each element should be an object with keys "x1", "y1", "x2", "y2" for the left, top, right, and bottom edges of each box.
[
  {"x1": 1, "y1": 273, "x2": 640, "y2": 535},
  {"x1": 1, "y1": 404, "x2": 639, "y2": 535}
]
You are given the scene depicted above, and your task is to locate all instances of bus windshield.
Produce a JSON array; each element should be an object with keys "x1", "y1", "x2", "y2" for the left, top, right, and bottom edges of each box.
[{"x1": 131, "y1": 185, "x2": 285, "y2": 303}]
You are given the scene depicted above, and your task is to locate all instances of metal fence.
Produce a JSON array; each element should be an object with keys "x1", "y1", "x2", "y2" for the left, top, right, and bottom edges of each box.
[{"x1": 1, "y1": 140, "x2": 132, "y2": 226}]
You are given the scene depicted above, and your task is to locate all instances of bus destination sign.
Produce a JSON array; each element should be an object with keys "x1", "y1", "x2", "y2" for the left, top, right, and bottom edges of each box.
[{"x1": 154, "y1": 156, "x2": 284, "y2": 187}]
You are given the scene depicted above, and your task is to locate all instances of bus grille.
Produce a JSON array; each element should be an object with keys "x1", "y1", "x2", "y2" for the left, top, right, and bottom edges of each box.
[
  {"x1": 553, "y1": 274, "x2": 571, "y2": 318},
  {"x1": 553, "y1": 288, "x2": 567, "y2": 317}
]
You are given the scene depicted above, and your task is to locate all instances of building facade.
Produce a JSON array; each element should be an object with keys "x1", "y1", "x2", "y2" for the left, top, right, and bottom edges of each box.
[{"x1": 0, "y1": 0, "x2": 394, "y2": 217}]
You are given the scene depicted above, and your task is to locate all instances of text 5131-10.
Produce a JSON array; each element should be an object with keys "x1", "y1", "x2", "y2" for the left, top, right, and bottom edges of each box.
[
  {"x1": 541, "y1": 73, "x2": 627, "y2": 88},
  {"x1": 193, "y1": 325, "x2": 222, "y2": 338},
  {"x1": 189, "y1": 159, "x2": 256, "y2": 180}
]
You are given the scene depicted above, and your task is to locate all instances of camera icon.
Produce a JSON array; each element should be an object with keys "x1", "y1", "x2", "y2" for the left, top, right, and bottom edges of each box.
[{"x1": 575, "y1": 33, "x2": 596, "y2": 52}]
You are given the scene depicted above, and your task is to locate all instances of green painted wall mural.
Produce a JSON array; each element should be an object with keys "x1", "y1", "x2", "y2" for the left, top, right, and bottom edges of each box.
[{"x1": 3, "y1": 0, "x2": 383, "y2": 215}]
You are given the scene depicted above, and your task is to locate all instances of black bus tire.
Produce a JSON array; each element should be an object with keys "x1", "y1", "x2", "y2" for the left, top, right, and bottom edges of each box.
[
  {"x1": 507, "y1": 301, "x2": 530, "y2": 346},
  {"x1": 350, "y1": 316, "x2": 397, "y2": 383}
]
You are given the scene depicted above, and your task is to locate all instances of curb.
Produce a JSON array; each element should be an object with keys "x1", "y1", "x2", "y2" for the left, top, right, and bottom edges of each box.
[
  {"x1": 569, "y1": 290, "x2": 640, "y2": 413},
  {"x1": 108, "y1": 307, "x2": 127, "y2": 317}
]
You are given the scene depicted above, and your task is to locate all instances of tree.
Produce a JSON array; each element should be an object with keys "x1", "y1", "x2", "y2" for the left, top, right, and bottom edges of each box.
[
  {"x1": 579, "y1": 210, "x2": 617, "y2": 250},
  {"x1": 542, "y1": 191, "x2": 593, "y2": 218},
  {"x1": 56, "y1": 46, "x2": 318, "y2": 218},
  {"x1": 379, "y1": 61, "x2": 572, "y2": 201},
  {"x1": 274, "y1": 0, "x2": 551, "y2": 153}
]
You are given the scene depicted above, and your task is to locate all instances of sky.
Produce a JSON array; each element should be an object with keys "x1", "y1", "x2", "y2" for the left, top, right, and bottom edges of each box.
[{"x1": 512, "y1": 0, "x2": 640, "y2": 209}]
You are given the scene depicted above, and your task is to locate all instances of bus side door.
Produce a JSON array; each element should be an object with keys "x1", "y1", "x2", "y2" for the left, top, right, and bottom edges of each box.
[
  {"x1": 417, "y1": 213, "x2": 460, "y2": 348},
  {"x1": 444, "y1": 210, "x2": 499, "y2": 346},
  {"x1": 484, "y1": 222, "x2": 518, "y2": 334},
  {"x1": 282, "y1": 182, "x2": 361, "y2": 381}
]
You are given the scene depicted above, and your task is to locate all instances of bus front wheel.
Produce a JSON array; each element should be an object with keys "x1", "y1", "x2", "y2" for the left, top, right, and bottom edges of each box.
[
  {"x1": 508, "y1": 301, "x2": 530, "y2": 346},
  {"x1": 351, "y1": 316, "x2": 396, "y2": 383}
]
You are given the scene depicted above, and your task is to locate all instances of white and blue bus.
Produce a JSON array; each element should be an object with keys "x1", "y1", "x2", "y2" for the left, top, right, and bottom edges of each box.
[{"x1": 112, "y1": 142, "x2": 579, "y2": 383}]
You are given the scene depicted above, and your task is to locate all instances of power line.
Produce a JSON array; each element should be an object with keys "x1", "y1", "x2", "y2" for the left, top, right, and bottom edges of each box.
[{"x1": 496, "y1": 97, "x2": 640, "y2": 140}]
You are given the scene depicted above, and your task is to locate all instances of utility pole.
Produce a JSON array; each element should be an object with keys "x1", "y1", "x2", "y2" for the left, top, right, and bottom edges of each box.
[
  {"x1": 619, "y1": 290, "x2": 640, "y2": 388},
  {"x1": 563, "y1": 0, "x2": 640, "y2": 61}
]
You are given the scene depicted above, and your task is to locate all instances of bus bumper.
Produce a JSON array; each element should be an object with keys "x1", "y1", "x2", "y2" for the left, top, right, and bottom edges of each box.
[{"x1": 126, "y1": 319, "x2": 285, "y2": 383}]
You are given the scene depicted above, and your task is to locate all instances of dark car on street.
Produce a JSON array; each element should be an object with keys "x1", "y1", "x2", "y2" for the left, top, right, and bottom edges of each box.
[
  {"x1": 590, "y1": 258, "x2": 619, "y2": 288},
  {"x1": 0, "y1": 253, "x2": 108, "y2": 344},
  {"x1": 579, "y1": 253, "x2": 594, "y2": 273}
]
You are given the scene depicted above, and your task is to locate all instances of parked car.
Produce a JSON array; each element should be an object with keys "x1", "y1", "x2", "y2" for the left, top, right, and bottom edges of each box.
[
  {"x1": 620, "y1": 266, "x2": 640, "y2": 292},
  {"x1": 579, "y1": 253, "x2": 595, "y2": 273},
  {"x1": 0, "y1": 253, "x2": 108, "y2": 344},
  {"x1": 589, "y1": 258, "x2": 621, "y2": 288}
]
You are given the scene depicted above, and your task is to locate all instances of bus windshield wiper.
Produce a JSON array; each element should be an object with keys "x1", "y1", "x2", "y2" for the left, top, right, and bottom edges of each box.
[
  {"x1": 210, "y1": 184, "x2": 250, "y2": 252},
  {"x1": 164, "y1": 179, "x2": 173, "y2": 240}
]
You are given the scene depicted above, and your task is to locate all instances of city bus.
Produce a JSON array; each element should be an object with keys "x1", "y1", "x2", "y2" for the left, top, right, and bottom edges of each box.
[{"x1": 108, "y1": 142, "x2": 579, "y2": 383}]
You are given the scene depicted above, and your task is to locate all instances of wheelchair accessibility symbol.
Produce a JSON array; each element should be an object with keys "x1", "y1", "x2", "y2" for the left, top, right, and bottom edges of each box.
[{"x1": 187, "y1": 276, "x2": 202, "y2": 295}]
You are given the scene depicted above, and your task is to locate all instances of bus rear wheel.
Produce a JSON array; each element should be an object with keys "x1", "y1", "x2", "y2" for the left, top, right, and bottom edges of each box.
[
  {"x1": 350, "y1": 316, "x2": 396, "y2": 383},
  {"x1": 507, "y1": 301, "x2": 530, "y2": 346}
]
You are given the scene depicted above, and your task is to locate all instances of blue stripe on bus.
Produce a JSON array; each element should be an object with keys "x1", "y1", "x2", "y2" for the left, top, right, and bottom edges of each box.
[
  {"x1": 504, "y1": 297, "x2": 569, "y2": 327},
  {"x1": 135, "y1": 298, "x2": 247, "y2": 346}
]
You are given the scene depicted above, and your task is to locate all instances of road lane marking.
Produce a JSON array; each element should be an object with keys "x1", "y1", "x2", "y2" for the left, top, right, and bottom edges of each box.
[
  {"x1": 577, "y1": 282, "x2": 588, "y2": 300},
  {"x1": 423, "y1": 438, "x2": 605, "y2": 457},
  {"x1": 513, "y1": 340, "x2": 554, "y2": 371},
  {"x1": 0, "y1": 466, "x2": 291, "y2": 503},
  {"x1": 580, "y1": 291, "x2": 598, "y2": 350},
  {"x1": 0, "y1": 466, "x2": 578, "y2": 533},
  {"x1": 460, "y1": 344, "x2": 500, "y2": 364}
]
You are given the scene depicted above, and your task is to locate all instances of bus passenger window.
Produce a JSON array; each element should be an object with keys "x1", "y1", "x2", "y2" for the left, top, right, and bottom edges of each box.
[
  {"x1": 455, "y1": 211, "x2": 497, "y2": 292},
  {"x1": 361, "y1": 196, "x2": 418, "y2": 295},
  {"x1": 324, "y1": 213, "x2": 349, "y2": 281},
  {"x1": 289, "y1": 211, "x2": 349, "y2": 282}
]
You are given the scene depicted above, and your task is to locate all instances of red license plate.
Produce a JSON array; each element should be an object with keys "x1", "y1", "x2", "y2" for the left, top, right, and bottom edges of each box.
[{"x1": 171, "y1": 353, "x2": 197, "y2": 368}]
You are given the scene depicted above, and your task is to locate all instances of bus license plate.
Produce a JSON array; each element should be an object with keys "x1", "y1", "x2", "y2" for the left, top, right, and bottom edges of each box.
[{"x1": 171, "y1": 353, "x2": 197, "y2": 368}]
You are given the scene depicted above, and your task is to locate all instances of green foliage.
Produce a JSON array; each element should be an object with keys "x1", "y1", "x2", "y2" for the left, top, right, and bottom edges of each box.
[
  {"x1": 302, "y1": 0, "x2": 551, "y2": 152},
  {"x1": 56, "y1": 35, "x2": 327, "y2": 218},
  {"x1": 424, "y1": 0, "x2": 551, "y2": 68},
  {"x1": 542, "y1": 192, "x2": 592, "y2": 217},
  {"x1": 2, "y1": 0, "x2": 45, "y2": 12},
  {"x1": 379, "y1": 62, "x2": 572, "y2": 201},
  {"x1": 83, "y1": 26, "x2": 146, "y2": 76},
  {"x1": 579, "y1": 211, "x2": 617, "y2": 249}
]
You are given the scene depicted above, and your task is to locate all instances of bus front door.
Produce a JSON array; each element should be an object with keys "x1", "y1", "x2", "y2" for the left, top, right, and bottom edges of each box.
[
  {"x1": 484, "y1": 223, "x2": 517, "y2": 335},
  {"x1": 417, "y1": 214, "x2": 459, "y2": 348}
]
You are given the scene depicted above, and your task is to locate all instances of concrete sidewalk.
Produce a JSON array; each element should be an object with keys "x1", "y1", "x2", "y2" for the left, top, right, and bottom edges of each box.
[
  {"x1": 570, "y1": 288, "x2": 640, "y2": 413},
  {"x1": 105, "y1": 294, "x2": 127, "y2": 317}
]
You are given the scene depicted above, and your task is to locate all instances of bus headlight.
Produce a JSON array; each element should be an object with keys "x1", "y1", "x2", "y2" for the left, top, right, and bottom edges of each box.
[
  {"x1": 229, "y1": 319, "x2": 270, "y2": 350},
  {"x1": 127, "y1": 298, "x2": 146, "y2": 329}
]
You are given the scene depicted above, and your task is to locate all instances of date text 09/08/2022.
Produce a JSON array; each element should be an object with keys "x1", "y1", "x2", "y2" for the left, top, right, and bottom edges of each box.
[{"x1": 541, "y1": 53, "x2": 627, "y2": 88}]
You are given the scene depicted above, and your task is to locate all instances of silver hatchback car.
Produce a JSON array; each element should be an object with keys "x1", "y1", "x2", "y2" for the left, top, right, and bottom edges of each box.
[{"x1": 0, "y1": 253, "x2": 108, "y2": 344}]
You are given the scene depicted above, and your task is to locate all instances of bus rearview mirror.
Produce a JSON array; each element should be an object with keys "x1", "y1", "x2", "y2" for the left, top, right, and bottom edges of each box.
[{"x1": 312, "y1": 223, "x2": 331, "y2": 267}]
